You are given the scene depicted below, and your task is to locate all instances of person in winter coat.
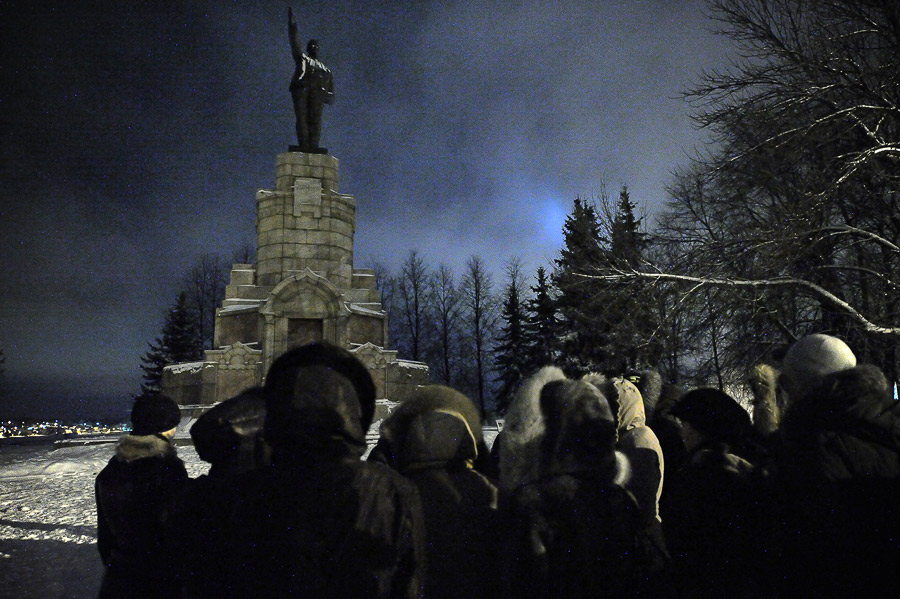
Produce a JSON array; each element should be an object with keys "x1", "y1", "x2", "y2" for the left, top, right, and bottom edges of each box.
[
  {"x1": 376, "y1": 385, "x2": 500, "y2": 599},
  {"x1": 775, "y1": 363, "x2": 900, "y2": 597},
  {"x1": 195, "y1": 342, "x2": 426, "y2": 599},
  {"x1": 584, "y1": 375, "x2": 665, "y2": 527},
  {"x1": 585, "y1": 374, "x2": 670, "y2": 580},
  {"x1": 95, "y1": 394, "x2": 187, "y2": 599},
  {"x1": 499, "y1": 366, "x2": 644, "y2": 599},
  {"x1": 663, "y1": 388, "x2": 772, "y2": 599},
  {"x1": 188, "y1": 386, "x2": 270, "y2": 478},
  {"x1": 177, "y1": 386, "x2": 271, "y2": 599}
]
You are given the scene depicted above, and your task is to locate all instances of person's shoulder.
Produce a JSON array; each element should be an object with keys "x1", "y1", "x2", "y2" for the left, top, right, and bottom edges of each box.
[{"x1": 350, "y1": 459, "x2": 422, "y2": 502}]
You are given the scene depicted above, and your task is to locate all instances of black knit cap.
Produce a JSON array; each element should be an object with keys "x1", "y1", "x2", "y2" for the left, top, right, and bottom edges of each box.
[
  {"x1": 263, "y1": 342, "x2": 376, "y2": 443},
  {"x1": 669, "y1": 388, "x2": 751, "y2": 447},
  {"x1": 131, "y1": 394, "x2": 182, "y2": 436}
]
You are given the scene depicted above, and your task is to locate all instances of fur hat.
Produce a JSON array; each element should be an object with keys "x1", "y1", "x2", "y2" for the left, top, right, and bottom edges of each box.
[
  {"x1": 131, "y1": 394, "x2": 181, "y2": 436},
  {"x1": 263, "y1": 342, "x2": 376, "y2": 449},
  {"x1": 669, "y1": 388, "x2": 751, "y2": 447},
  {"x1": 782, "y1": 334, "x2": 856, "y2": 396}
]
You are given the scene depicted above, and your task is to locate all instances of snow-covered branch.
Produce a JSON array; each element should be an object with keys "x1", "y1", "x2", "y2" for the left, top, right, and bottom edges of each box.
[{"x1": 576, "y1": 269, "x2": 900, "y2": 338}]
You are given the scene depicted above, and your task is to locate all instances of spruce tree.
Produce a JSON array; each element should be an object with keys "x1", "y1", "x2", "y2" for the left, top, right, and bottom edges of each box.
[
  {"x1": 523, "y1": 265, "x2": 558, "y2": 374},
  {"x1": 138, "y1": 292, "x2": 203, "y2": 398},
  {"x1": 595, "y1": 186, "x2": 664, "y2": 373},
  {"x1": 552, "y1": 197, "x2": 609, "y2": 375},
  {"x1": 493, "y1": 260, "x2": 528, "y2": 415}
]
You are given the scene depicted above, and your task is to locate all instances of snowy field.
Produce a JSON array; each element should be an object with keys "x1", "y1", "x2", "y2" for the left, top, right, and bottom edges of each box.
[{"x1": 0, "y1": 440, "x2": 209, "y2": 599}]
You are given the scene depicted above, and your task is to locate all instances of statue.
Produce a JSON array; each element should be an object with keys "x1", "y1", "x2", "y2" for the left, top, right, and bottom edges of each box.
[{"x1": 288, "y1": 7, "x2": 334, "y2": 153}]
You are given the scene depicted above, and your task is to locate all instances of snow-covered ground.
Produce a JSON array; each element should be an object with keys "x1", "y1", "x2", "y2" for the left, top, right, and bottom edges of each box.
[
  {"x1": 0, "y1": 430, "x2": 500, "y2": 599},
  {"x1": 0, "y1": 440, "x2": 209, "y2": 599}
]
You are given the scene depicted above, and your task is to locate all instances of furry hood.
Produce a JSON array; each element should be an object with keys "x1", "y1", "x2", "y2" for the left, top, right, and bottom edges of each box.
[
  {"x1": 499, "y1": 366, "x2": 630, "y2": 492},
  {"x1": 379, "y1": 385, "x2": 482, "y2": 472},
  {"x1": 114, "y1": 434, "x2": 176, "y2": 463},
  {"x1": 582, "y1": 374, "x2": 647, "y2": 437},
  {"x1": 785, "y1": 364, "x2": 899, "y2": 446}
]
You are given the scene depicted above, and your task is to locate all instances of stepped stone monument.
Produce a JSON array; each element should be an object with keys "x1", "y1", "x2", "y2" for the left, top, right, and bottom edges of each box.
[{"x1": 161, "y1": 151, "x2": 430, "y2": 417}]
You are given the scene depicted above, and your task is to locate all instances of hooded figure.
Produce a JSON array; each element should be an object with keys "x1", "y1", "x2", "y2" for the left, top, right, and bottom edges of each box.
[
  {"x1": 584, "y1": 374, "x2": 664, "y2": 525},
  {"x1": 177, "y1": 387, "x2": 271, "y2": 599},
  {"x1": 95, "y1": 394, "x2": 187, "y2": 599},
  {"x1": 196, "y1": 342, "x2": 426, "y2": 599},
  {"x1": 500, "y1": 367, "x2": 643, "y2": 599},
  {"x1": 585, "y1": 374, "x2": 670, "y2": 582},
  {"x1": 377, "y1": 385, "x2": 500, "y2": 599},
  {"x1": 776, "y1": 364, "x2": 900, "y2": 596},
  {"x1": 189, "y1": 386, "x2": 270, "y2": 478}
]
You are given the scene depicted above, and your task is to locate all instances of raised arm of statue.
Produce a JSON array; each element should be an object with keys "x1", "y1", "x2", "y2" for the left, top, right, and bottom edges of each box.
[{"x1": 288, "y1": 7, "x2": 303, "y2": 64}]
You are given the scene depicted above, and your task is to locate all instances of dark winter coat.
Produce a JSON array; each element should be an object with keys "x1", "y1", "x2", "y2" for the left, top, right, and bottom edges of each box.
[
  {"x1": 94, "y1": 433, "x2": 188, "y2": 599},
  {"x1": 192, "y1": 450, "x2": 425, "y2": 599},
  {"x1": 775, "y1": 364, "x2": 900, "y2": 596},
  {"x1": 661, "y1": 440, "x2": 772, "y2": 599},
  {"x1": 376, "y1": 387, "x2": 501, "y2": 599}
]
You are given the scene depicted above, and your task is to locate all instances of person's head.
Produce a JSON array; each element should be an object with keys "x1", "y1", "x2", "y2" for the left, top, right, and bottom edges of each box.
[
  {"x1": 191, "y1": 386, "x2": 270, "y2": 477},
  {"x1": 306, "y1": 39, "x2": 319, "y2": 58},
  {"x1": 539, "y1": 378, "x2": 620, "y2": 478},
  {"x1": 669, "y1": 388, "x2": 751, "y2": 450},
  {"x1": 130, "y1": 394, "x2": 181, "y2": 438},
  {"x1": 380, "y1": 385, "x2": 482, "y2": 472},
  {"x1": 263, "y1": 342, "x2": 375, "y2": 459},
  {"x1": 780, "y1": 334, "x2": 856, "y2": 401}
]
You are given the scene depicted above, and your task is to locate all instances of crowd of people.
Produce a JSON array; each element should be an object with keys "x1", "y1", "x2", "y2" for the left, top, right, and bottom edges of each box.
[{"x1": 94, "y1": 334, "x2": 900, "y2": 598}]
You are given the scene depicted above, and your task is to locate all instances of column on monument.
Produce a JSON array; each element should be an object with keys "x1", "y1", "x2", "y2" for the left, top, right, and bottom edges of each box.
[{"x1": 256, "y1": 152, "x2": 355, "y2": 289}]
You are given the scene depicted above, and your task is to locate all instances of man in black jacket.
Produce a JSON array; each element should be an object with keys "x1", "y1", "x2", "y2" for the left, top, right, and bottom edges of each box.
[{"x1": 194, "y1": 342, "x2": 426, "y2": 599}]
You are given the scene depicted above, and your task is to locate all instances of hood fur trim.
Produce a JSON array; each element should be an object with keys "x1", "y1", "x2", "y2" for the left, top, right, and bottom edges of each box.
[{"x1": 114, "y1": 434, "x2": 175, "y2": 463}]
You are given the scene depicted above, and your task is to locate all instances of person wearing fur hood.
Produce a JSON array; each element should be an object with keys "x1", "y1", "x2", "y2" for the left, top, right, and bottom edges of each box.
[
  {"x1": 374, "y1": 385, "x2": 500, "y2": 599},
  {"x1": 583, "y1": 374, "x2": 665, "y2": 527},
  {"x1": 95, "y1": 394, "x2": 187, "y2": 599},
  {"x1": 497, "y1": 366, "x2": 645, "y2": 599}
]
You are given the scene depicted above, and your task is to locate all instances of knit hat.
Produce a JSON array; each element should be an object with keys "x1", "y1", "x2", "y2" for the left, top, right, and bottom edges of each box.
[
  {"x1": 781, "y1": 334, "x2": 856, "y2": 395},
  {"x1": 131, "y1": 394, "x2": 182, "y2": 436},
  {"x1": 669, "y1": 388, "x2": 751, "y2": 447}
]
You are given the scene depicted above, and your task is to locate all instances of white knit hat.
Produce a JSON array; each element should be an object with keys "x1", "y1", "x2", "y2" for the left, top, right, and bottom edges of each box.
[{"x1": 782, "y1": 334, "x2": 857, "y2": 394}]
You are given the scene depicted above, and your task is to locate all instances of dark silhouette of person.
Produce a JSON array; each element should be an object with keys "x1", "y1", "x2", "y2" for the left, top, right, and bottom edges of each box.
[
  {"x1": 188, "y1": 342, "x2": 426, "y2": 598},
  {"x1": 95, "y1": 394, "x2": 187, "y2": 599},
  {"x1": 288, "y1": 7, "x2": 334, "y2": 153}
]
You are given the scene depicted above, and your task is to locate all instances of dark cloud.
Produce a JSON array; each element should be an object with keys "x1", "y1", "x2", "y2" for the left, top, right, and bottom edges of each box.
[{"x1": 0, "y1": 0, "x2": 728, "y2": 418}]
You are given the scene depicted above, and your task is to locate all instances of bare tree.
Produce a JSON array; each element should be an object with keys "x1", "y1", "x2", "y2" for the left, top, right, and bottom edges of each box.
[
  {"x1": 462, "y1": 255, "x2": 499, "y2": 417},
  {"x1": 590, "y1": 0, "x2": 900, "y2": 388},
  {"x1": 395, "y1": 250, "x2": 431, "y2": 361},
  {"x1": 429, "y1": 264, "x2": 463, "y2": 386},
  {"x1": 182, "y1": 253, "x2": 228, "y2": 350}
]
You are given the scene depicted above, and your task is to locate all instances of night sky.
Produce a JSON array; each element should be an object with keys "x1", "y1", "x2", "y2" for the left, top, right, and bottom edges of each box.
[{"x1": 1, "y1": 0, "x2": 730, "y2": 420}]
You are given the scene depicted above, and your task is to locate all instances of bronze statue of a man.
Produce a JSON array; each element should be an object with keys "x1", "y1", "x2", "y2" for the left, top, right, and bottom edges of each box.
[{"x1": 288, "y1": 7, "x2": 334, "y2": 153}]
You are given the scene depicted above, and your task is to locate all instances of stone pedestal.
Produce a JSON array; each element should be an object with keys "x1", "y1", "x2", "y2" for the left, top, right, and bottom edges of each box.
[
  {"x1": 162, "y1": 152, "x2": 429, "y2": 408},
  {"x1": 257, "y1": 153, "x2": 354, "y2": 289}
]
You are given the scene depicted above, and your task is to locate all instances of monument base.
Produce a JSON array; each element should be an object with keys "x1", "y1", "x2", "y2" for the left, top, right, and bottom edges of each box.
[{"x1": 288, "y1": 145, "x2": 328, "y2": 154}]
